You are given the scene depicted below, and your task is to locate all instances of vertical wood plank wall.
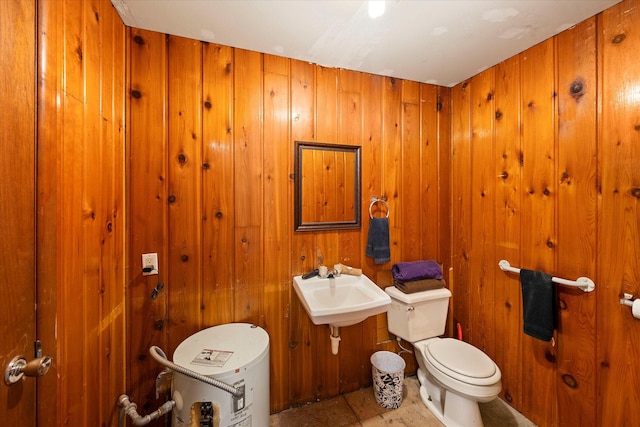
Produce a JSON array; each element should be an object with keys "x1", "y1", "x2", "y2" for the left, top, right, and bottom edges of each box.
[
  {"x1": 0, "y1": 1, "x2": 36, "y2": 424},
  {"x1": 597, "y1": 1, "x2": 640, "y2": 425},
  {"x1": 34, "y1": 0, "x2": 127, "y2": 425},
  {"x1": 451, "y1": 1, "x2": 640, "y2": 425},
  {"x1": 127, "y1": 31, "x2": 451, "y2": 416},
  {"x1": 6, "y1": 0, "x2": 639, "y2": 425}
]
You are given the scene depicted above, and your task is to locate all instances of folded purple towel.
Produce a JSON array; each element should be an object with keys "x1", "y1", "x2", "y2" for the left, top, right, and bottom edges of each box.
[{"x1": 392, "y1": 260, "x2": 442, "y2": 281}]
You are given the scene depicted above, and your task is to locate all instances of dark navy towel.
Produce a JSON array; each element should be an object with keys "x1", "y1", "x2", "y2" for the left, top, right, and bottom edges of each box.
[
  {"x1": 520, "y1": 269, "x2": 556, "y2": 341},
  {"x1": 392, "y1": 260, "x2": 443, "y2": 281},
  {"x1": 366, "y1": 217, "x2": 390, "y2": 264}
]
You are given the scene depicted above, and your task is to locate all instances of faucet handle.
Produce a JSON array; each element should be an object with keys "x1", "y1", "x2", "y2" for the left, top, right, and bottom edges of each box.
[
  {"x1": 301, "y1": 269, "x2": 319, "y2": 280},
  {"x1": 335, "y1": 263, "x2": 362, "y2": 276}
]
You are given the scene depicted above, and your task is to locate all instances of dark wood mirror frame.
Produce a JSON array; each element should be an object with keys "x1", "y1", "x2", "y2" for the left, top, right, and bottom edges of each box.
[{"x1": 294, "y1": 141, "x2": 362, "y2": 231}]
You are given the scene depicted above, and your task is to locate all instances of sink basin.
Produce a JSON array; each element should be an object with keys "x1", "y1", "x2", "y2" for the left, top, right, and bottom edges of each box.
[{"x1": 293, "y1": 273, "x2": 391, "y2": 327}]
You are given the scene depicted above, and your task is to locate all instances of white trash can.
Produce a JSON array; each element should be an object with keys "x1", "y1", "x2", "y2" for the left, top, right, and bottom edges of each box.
[{"x1": 371, "y1": 351, "x2": 406, "y2": 409}]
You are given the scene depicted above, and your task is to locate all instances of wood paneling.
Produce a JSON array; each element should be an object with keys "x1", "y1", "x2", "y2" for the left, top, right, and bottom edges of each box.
[
  {"x1": 337, "y1": 69, "x2": 366, "y2": 395},
  {"x1": 362, "y1": 74, "x2": 388, "y2": 347},
  {"x1": 34, "y1": 0, "x2": 127, "y2": 425},
  {"x1": 436, "y1": 85, "x2": 452, "y2": 292},
  {"x1": 289, "y1": 59, "x2": 318, "y2": 405},
  {"x1": 233, "y1": 48, "x2": 264, "y2": 324},
  {"x1": 263, "y1": 54, "x2": 292, "y2": 412},
  {"x1": 421, "y1": 84, "x2": 441, "y2": 260},
  {"x1": 17, "y1": 0, "x2": 640, "y2": 425},
  {"x1": 167, "y1": 36, "x2": 203, "y2": 347},
  {"x1": 469, "y1": 68, "x2": 496, "y2": 357},
  {"x1": 314, "y1": 65, "x2": 341, "y2": 401},
  {"x1": 555, "y1": 18, "x2": 598, "y2": 427},
  {"x1": 453, "y1": 38, "x2": 563, "y2": 427},
  {"x1": 520, "y1": 38, "x2": 558, "y2": 426},
  {"x1": 1, "y1": 1, "x2": 36, "y2": 425},
  {"x1": 451, "y1": 80, "x2": 472, "y2": 343},
  {"x1": 127, "y1": 30, "x2": 450, "y2": 416},
  {"x1": 381, "y1": 77, "x2": 402, "y2": 257},
  {"x1": 202, "y1": 43, "x2": 235, "y2": 326},
  {"x1": 401, "y1": 81, "x2": 422, "y2": 260},
  {"x1": 451, "y1": 1, "x2": 640, "y2": 425},
  {"x1": 128, "y1": 27, "x2": 169, "y2": 410},
  {"x1": 493, "y1": 55, "x2": 523, "y2": 408},
  {"x1": 598, "y1": 1, "x2": 640, "y2": 425},
  {"x1": 35, "y1": 0, "x2": 59, "y2": 421}
]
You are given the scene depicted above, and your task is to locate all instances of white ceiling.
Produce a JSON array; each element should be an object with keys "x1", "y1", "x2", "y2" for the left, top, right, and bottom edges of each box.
[{"x1": 111, "y1": 0, "x2": 620, "y2": 87}]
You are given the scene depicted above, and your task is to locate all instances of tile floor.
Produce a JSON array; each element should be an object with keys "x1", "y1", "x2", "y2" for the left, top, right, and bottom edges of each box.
[{"x1": 270, "y1": 375, "x2": 537, "y2": 427}]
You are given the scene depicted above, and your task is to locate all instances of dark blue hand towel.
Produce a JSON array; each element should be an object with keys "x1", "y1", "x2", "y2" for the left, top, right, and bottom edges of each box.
[
  {"x1": 520, "y1": 269, "x2": 556, "y2": 341},
  {"x1": 366, "y1": 217, "x2": 390, "y2": 264}
]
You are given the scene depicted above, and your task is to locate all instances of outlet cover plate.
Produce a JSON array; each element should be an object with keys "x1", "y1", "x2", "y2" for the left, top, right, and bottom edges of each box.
[{"x1": 142, "y1": 253, "x2": 158, "y2": 276}]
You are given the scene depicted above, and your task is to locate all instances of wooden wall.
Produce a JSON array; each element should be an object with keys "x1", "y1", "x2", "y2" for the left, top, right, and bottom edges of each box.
[
  {"x1": 0, "y1": 1, "x2": 36, "y2": 424},
  {"x1": 451, "y1": 1, "x2": 640, "y2": 425},
  {"x1": 35, "y1": 0, "x2": 127, "y2": 425},
  {"x1": 126, "y1": 30, "x2": 451, "y2": 415},
  {"x1": 10, "y1": 0, "x2": 639, "y2": 425}
]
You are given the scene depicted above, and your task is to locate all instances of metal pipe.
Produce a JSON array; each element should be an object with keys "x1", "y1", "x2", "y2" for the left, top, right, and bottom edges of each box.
[
  {"x1": 396, "y1": 337, "x2": 413, "y2": 356},
  {"x1": 149, "y1": 346, "x2": 243, "y2": 397},
  {"x1": 329, "y1": 325, "x2": 341, "y2": 355},
  {"x1": 118, "y1": 345, "x2": 243, "y2": 427},
  {"x1": 118, "y1": 394, "x2": 175, "y2": 426}
]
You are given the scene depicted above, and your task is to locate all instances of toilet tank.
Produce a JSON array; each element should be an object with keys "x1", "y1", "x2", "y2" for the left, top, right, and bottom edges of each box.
[{"x1": 385, "y1": 286, "x2": 451, "y2": 342}]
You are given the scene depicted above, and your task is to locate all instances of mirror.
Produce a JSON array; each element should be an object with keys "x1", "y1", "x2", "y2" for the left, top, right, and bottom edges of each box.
[{"x1": 294, "y1": 141, "x2": 361, "y2": 231}]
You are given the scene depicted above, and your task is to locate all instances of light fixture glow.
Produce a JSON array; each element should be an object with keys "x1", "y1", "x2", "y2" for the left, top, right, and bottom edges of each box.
[{"x1": 368, "y1": 0, "x2": 385, "y2": 19}]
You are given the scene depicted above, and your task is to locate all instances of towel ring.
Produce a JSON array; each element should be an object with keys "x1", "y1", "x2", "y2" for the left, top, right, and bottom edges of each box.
[{"x1": 369, "y1": 197, "x2": 390, "y2": 219}]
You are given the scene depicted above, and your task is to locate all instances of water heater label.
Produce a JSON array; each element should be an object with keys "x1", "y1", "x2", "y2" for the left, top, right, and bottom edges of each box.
[{"x1": 190, "y1": 349, "x2": 233, "y2": 367}]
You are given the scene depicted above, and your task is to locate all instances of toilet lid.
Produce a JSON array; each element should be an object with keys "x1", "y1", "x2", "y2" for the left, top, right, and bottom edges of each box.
[{"x1": 425, "y1": 338, "x2": 497, "y2": 380}]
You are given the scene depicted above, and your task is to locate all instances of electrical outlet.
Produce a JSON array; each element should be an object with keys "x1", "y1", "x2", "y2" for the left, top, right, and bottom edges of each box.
[{"x1": 142, "y1": 253, "x2": 158, "y2": 276}]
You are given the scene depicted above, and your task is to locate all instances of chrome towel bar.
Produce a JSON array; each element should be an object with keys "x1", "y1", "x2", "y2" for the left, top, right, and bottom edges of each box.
[{"x1": 498, "y1": 259, "x2": 595, "y2": 293}]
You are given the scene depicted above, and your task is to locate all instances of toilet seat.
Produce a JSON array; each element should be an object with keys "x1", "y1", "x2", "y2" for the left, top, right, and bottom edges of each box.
[{"x1": 423, "y1": 338, "x2": 501, "y2": 386}]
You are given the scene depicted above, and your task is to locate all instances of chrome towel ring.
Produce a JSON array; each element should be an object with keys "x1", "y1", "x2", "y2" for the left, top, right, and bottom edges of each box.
[{"x1": 369, "y1": 197, "x2": 389, "y2": 219}]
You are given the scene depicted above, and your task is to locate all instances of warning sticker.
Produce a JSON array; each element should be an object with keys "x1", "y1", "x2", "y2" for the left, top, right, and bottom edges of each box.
[{"x1": 190, "y1": 349, "x2": 233, "y2": 367}]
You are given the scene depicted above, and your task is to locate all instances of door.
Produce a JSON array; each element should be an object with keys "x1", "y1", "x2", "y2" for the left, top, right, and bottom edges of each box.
[{"x1": 1, "y1": 1, "x2": 39, "y2": 425}]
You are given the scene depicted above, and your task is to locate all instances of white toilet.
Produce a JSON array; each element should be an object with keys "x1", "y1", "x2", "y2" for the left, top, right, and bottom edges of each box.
[{"x1": 385, "y1": 286, "x2": 501, "y2": 427}]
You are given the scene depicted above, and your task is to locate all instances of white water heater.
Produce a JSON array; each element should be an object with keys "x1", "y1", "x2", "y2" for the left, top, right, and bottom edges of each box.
[{"x1": 171, "y1": 323, "x2": 270, "y2": 427}]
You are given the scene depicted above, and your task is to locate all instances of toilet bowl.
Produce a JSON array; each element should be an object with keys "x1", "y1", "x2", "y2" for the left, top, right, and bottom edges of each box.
[
  {"x1": 415, "y1": 337, "x2": 501, "y2": 427},
  {"x1": 385, "y1": 286, "x2": 502, "y2": 427}
]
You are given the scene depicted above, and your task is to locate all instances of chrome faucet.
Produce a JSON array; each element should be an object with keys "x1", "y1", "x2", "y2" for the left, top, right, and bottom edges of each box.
[{"x1": 326, "y1": 269, "x2": 341, "y2": 278}]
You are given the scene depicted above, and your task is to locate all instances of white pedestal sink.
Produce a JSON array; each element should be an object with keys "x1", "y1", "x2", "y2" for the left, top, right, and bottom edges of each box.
[{"x1": 293, "y1": 273, "x2": 391, "y2": 354}]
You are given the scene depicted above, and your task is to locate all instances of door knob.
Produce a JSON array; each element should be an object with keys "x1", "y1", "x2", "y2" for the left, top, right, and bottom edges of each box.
[{"x1": 4, "y1": 355, "x2": 52, "y2": 386}]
